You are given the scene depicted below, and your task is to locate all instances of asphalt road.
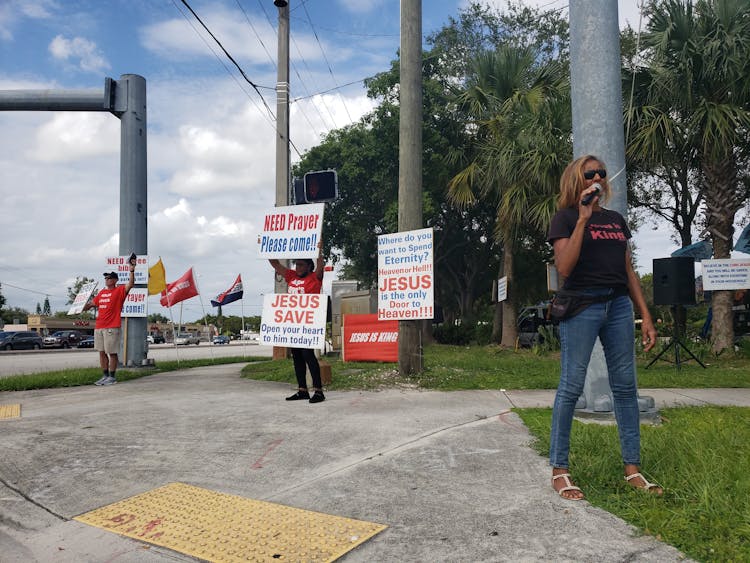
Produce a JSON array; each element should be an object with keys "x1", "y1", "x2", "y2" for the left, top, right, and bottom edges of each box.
[{"x1": 0, "y1": 342, "x2": 272, "y2": 378}]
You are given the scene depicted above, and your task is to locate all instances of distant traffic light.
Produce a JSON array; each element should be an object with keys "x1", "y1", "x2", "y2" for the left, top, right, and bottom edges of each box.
[{"x1": 303, "y1": 170, "x2": 338, "y2": 203}]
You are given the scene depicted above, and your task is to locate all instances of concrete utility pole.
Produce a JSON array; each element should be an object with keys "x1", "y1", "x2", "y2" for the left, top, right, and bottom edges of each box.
[
  {"x1": 0, "y1": 75, "x2": 148, "y2": 368},
  {"x1": 273, "y1": 1, "x2": 291, "y2": 360},
  {"x1": 398, "y1": 0, "x2": 424, "y2": 375},
  {"x1": 569, "y1": 0, "x2": 657, "y2": 421}
]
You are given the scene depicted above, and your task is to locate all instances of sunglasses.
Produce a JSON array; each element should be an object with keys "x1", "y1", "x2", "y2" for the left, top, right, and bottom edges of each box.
[{"x1": 583, "y1": 168, "x2": 607, "y2": 180}]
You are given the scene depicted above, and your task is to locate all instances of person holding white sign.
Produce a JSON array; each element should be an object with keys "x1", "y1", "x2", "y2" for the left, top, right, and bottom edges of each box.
[
  {"x1": 268, "y1": 245, "x2": 326, "y2": 404},
  {"x1": 83, "y1": 255, "x2": 136, "y2": 386}
]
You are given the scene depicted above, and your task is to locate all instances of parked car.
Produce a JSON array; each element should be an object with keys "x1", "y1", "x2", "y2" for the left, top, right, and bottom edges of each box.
[
  {"x1": 0, "y1": 331, "x2": 44, "y2": 351},
  {"x1": 43, "y1": 330, "x2": 86, "y2": 349},
  {"x1": 151, "y1": 334, "x2": 165, "y2": 344},
  {"x1": 77, "y1": 336, "x2": 96, "y2": 349},
  {"x1": 174, "y1": 333, "x2": 200, "y2": 345},
  {"x1": 212, "y1": 335, "x2": 230, "y2": 345}
]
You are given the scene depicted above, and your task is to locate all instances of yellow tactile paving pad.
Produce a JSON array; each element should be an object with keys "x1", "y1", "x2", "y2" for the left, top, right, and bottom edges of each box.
[
  {"x1": 0, "y1": 404, "x2": 21, "y2": 419},
  {"x1": 74, "y1": 482, "x2": 387, "y2": 562}
]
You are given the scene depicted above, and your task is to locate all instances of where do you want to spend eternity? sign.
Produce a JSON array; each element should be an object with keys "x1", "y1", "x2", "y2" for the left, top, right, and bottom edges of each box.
[{"x1": 377, "y1": 227, "x2": 434, "y2": 321}]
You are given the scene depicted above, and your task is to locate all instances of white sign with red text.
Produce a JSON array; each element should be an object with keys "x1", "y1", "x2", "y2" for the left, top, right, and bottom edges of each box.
[
  {"x1": 377, "y1": 227, "x2": 434, "y2": 321},
  {"x1": 122, "y1": 288, "x2": 148, "y2": 317},
  {"x1": 68, "y1": 282, "x2": 98, "y2": 315},
  {"x1": 258, "y1": 203, "x2": 324, "y2": 260},
  {"x1": 260, "y1": 293, "x2": 328, "y2": 349},
  {"x1": 702, "y1": 258, "x2": 750, "y2": 290},
  {"x1": 105, "y1": 254, "x2": 148, "y2": 285}
]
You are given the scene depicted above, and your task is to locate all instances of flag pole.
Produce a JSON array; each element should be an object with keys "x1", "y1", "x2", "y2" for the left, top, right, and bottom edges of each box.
[
  {"x1": 241, "y1": 297, "x2": 247, "y2": 358},
  {"x1": 196, "y1": 293, "x2": 215, "y2": 362}
]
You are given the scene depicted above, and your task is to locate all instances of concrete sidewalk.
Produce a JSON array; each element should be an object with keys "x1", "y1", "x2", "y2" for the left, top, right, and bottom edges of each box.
[{"x1": 1, "y1": 364, "x2": 746, "y2": 562}]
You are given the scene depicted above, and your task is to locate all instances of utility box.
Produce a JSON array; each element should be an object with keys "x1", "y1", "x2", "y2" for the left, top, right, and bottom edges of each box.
[{"x1": 330, "y1": 280, "x2": 359, "y2": 349}]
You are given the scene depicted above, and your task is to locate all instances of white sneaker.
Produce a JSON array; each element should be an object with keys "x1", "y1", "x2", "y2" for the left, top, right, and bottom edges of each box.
[
  {"x1": 99, "y1": 375, "x2": 117, "y2": 386},
  {"x1": 94, "y1": 375, "x2": 109, "y2": 386}
]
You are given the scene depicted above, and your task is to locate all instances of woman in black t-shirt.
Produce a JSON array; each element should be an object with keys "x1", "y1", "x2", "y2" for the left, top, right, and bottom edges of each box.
[{"x1": 547, "y1": 155, "x2": 660, "y2": 501}]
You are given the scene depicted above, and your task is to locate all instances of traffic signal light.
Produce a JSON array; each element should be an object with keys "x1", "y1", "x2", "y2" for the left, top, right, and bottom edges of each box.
[{"x1": 303, "y1": 170, "x2": 338, "y2": 203}]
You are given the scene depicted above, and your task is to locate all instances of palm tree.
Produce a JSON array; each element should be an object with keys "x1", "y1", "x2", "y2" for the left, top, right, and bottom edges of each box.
[
  {"x1": 448, "y1": 46, "x2": 570, "y2": 346},
  {"x1": 628, "y1": 0, "x2": 750, "y2": 352}
]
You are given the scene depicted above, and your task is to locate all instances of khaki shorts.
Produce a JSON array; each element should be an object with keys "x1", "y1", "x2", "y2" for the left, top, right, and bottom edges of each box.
[{"x1": 94, "y1": 328, "x2": 121, "y2": 355}]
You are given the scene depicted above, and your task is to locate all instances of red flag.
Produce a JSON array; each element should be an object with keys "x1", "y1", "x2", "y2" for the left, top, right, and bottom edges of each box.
[{"x1": 160, "y1": 267, "x2": 199, "y2": 307}]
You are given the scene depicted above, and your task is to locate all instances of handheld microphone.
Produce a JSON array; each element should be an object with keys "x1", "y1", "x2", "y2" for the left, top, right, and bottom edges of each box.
[{"x1": 581, "y1": 183, "x2": 601, "y2": 206}]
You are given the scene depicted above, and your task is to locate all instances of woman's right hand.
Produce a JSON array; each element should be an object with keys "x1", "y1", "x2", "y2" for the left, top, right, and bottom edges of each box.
[{"x1": 578, "y1": 187, "x2": 598, "y2": 218}]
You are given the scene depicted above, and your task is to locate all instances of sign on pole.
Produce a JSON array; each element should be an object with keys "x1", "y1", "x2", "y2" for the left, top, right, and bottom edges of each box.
[
  {"x1": 377, "y1": 227, "x2": 434, "y2": 320},
  {"x1": 68, "y1": 282, "x2": 98, "y2": 315},
  {"x1": 122, "y1": 288, "x2": 148, "y2": 317},
  {"x1": 702, "y1": 259, "x2": 750, "y2": 291},
  {"x1": 258, "y1": 203, "x2": 324, "y2": 260},
  {"x1": 105, "y1": 254, "x2": 148, "y2": 284},
  {"x1": 260, "y1": 293, "x2": 328, "y2": 349},
  {"x1": 497, "y1": 277, "x2": 508, "y2": 302}
]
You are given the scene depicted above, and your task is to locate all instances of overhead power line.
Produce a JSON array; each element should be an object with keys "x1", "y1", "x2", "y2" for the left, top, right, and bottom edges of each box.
[
  {"x1": 175, "y1": 0, "x2": 302, "y2": 157},
  {"x1": 179, "y1": 0, "x2": 275, "y2": 113},
  {"x1": 300, "y1": 1, "x2": 355, "y2": 124}
]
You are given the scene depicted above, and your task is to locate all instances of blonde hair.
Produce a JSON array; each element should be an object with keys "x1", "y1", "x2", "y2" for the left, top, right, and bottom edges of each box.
[{"x1": 557, "y1": 154, "x2": 611, "y2": 209}]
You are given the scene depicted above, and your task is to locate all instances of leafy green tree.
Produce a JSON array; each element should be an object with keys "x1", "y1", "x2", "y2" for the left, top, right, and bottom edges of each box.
[
  {"x1": 42, "y1": 296, "x2": 51, "y2": 316},
  {"x1": 148, "y1": 313, "x2": 169, "y2": 323},
  {"x1": 0, "y1": 284, "x2": 5, "y2": 312},
  {"x1": 628, "y1": 0, "x2": 750, "y2": 352},
  {"x1": 35, "y1": 303, "x2": 42, "y2": 315},
  {"x1": 449, "y1": 45, "x2": 571, "y2": 346},
  {"x1": 1, "y1": 306, "x2": 29, "y2": 325}
]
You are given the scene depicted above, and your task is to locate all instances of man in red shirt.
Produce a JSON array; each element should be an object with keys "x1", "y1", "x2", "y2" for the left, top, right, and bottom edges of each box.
[
  {"x1": 269, "y1": 251, "x2": 325, "y2": 403},
  {"x1": 83, "y1": 259, "x2": 135, "y2": 386}
]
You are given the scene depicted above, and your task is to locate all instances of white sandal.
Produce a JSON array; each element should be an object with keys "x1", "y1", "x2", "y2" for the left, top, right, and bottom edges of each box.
[
  {"x1": 625, "y1": 472, "x2": 662, "y2": 494},
  {"x1": 552, "y1": 473, "x2": 584, "y2": 500}
]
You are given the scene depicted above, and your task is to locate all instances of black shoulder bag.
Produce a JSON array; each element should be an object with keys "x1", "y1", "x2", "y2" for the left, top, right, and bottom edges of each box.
[{"x1": 549, "y1": 289, "x2": 623, "y2": 321}]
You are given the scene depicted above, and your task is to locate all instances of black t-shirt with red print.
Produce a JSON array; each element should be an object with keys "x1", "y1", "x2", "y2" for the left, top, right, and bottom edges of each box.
[{"x1": 547, "y1": 207, "x2": 631, "y2": 291}]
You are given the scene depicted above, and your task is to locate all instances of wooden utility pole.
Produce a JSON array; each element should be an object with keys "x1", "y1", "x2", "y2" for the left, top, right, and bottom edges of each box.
[{"x1": 398, "y1": 0, "x2": 423, "y2": 375}]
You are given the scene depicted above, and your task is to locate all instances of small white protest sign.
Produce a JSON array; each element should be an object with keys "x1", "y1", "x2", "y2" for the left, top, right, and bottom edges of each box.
[
  {"x1": 68, "y1": 282, "x2": 98, "y2": 315},
  {"x1": 105, "y1": 255, "x2": 148, "y2": 285},
  {"x1": 258, "y1": 204, "x2": 324, "y2": 260},
  {"x1": 260, "y1": 293, "x2": 328, "y2": 349},
  {"x1": 122, "y1": 288, "x2": 148, "y2": 317},
  {"x1": 377, "y1": 227, "x2": 434, "y2": 321}
]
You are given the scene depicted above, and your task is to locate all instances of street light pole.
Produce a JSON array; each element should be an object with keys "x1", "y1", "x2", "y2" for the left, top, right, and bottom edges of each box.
[{"x1": 569, "y1": 0, "x2": 657, "y2": 421}]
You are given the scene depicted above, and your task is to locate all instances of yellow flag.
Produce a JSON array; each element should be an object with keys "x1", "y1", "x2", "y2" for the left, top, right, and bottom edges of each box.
[{"x1": 148, "y1": 258, "x2": 166, "y2": 295}]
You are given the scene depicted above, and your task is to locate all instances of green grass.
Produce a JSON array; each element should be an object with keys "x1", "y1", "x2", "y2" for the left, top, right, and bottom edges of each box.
[
  {"x1": 0, "y1": 356, "x2": 268, "y2": 392},
  {"x1": 517, "y1": 406, "x2": 750, "y2": 563},
  {"x1": 239, "y1": 343, "x2": 750, "y2": 391}
]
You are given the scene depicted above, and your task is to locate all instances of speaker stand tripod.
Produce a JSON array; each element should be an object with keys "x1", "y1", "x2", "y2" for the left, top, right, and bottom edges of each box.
[{"x1": 645, "y1": 306, "x2": 706, "y2": 370}]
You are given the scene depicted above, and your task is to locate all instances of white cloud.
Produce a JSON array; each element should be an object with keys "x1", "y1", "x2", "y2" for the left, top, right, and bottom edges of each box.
[
  {"x1": 30, "y1": 112, "x2": 119, "y2": 162},
  {"x1": 48, "y1": 35, "x2": 110, "y2": 74},
  {"x1": 140, "y1": 5, "x2": 278, "y2": 65},
  {"x1": 0, "y1": 0, "x2": 57, "y2": 42}
]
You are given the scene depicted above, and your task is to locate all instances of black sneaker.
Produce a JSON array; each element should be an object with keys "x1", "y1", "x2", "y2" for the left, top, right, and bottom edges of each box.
[
  {"x1": 286, "y1": 390, "x2": 310, "y2": 401},
  {"x1": 309, "y1": 391, "x2": 325, "y2": 404}
]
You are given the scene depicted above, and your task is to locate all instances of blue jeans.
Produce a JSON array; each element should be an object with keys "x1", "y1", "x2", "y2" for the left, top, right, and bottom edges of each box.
[{"x1": 549, "y1": 291, "x2": 641, "y2": 468}]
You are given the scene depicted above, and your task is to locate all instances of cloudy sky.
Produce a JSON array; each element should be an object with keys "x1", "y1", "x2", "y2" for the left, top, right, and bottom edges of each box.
[{"x1": 0, "y1": 0, "x2": 685, "y2": 322}]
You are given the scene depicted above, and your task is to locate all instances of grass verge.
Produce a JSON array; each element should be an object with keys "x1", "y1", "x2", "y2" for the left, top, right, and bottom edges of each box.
[
  {"x1": 240, "y1": 344, "x2": 750, "y2": 391},
  {"x1": 516, "y1": 406, "x2": 750, "y2": 562},
  {"x1": 0, "y1": 356, "x2": 267, "y2": 392}
]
